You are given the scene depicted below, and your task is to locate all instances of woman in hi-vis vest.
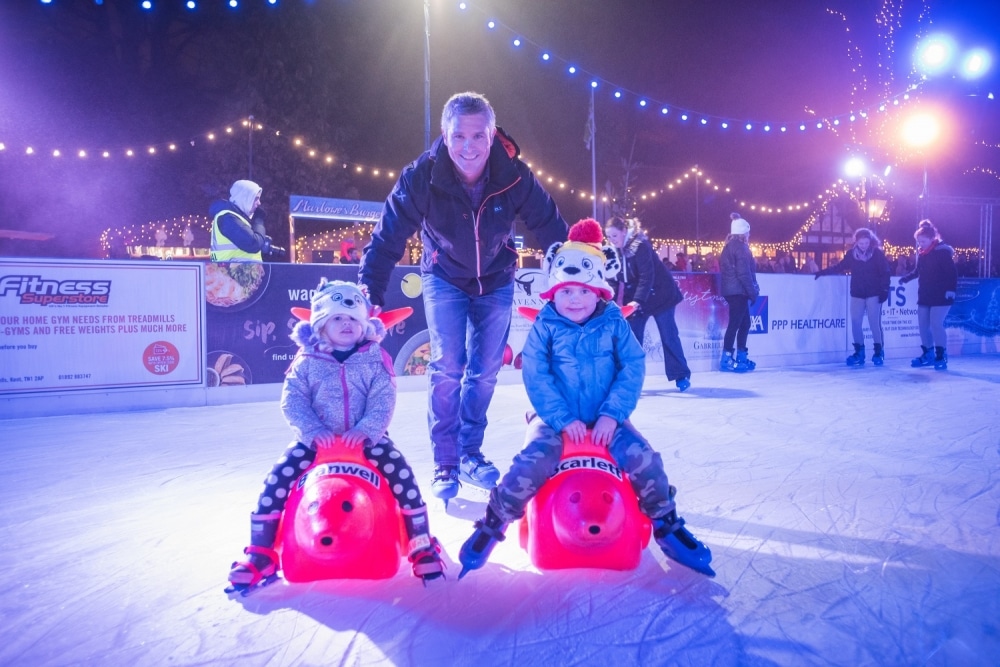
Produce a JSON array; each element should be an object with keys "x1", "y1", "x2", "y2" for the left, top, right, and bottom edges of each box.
[{"x1": 209, "y1": 180, "x2": 273, "y2": 262}]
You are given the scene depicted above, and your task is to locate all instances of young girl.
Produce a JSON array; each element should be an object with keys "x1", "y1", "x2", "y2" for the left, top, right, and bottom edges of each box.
[
  {"x1": 457, "y1": 219, "x2": 714, "y2": 579},
  {"x1": 900, "y1": 220, "x2": 958, "y2": 370},
  {"x1": 815, "y1": 228, "x2": 892, "y2": 365},
  {"x1": 604, "y1": 216, "x2": 692, "y2": 392},
  {"x1": 227, "y1": 279, "x2": 444, "y2": 591},
  {"x1": 719, "y1": 213, "x2": 760, "y2": 372}
]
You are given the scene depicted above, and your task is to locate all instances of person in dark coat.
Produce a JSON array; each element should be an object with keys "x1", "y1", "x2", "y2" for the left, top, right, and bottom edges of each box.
[
  {"x1": 719, "y1": 213, "x2": 760, "y2": 372},
  {"x1": 900, "y1": 220, "x2": 958, "y2": 369},
  {"x1": 358, "y1": 92, "x2": 568, "y2": 501},
  {"x1": 815, "y1": 228, "x2": 892, "y2": 365},
  {"x1": 604, "y1": 216, "x2": 692, "y2": 392}
]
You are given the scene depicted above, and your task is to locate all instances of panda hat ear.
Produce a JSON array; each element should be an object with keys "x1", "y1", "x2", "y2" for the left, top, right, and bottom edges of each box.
[
  {"x1": 602, "y1": 245, "x2": 621, "y2": 280},
  {"x1": 543, "y1": 241, "x2": 564, "y2": 274}
]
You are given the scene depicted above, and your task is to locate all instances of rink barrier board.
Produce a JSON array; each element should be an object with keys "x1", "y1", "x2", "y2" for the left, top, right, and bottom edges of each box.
[{"x1": 1, "y1": 259, "x2": 997, "y2": 418}]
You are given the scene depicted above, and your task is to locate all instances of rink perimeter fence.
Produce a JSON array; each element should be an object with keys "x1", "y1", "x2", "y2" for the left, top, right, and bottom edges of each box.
[{"x1": 1, "y1": 258, "x2": 998, "y2": 418}]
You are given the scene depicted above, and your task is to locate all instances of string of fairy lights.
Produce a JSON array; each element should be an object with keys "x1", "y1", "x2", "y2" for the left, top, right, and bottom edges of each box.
[
  {"x1": 454, "y1": 1, "x2": 923, "y2": 134},
  {"x1": 99, "y1": 214, "x2": 211, "y2": 257},
  {"x1": 3, "y1": 112, "x2": 885, "y2": 217},
  {"x1": 85, "y1": 125, "x2": 984, "y2": 262},
  {"x1": 27, "y1": 0, "x2": 987, "y2": 264},
  {"x1": 105, "y1": 197, "x2": 984, "y2": 267}
]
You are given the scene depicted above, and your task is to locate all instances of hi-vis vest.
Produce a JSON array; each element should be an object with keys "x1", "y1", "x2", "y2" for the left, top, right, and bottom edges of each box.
[{"x1": 210, "y1": 209, "x2": 262, "y2": 262}]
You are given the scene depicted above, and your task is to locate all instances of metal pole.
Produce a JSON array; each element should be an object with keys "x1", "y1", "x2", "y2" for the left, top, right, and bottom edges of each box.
[
  {"x1": 694, "y1": 166, "x2": 700, "y2": 257},
  {"x1": 981, "y1": 204, "x2": 993, "y2": 278},
  {"x1": 590, "y1": 86, "x2": 597, "y2": 220},
  {"x1": 423, "y1": 0, "x2": 431, "y2": 151},
  {"x1": 920, "y1": 163, "x2": 929, "y2": 219},
  {"x1": 247, "y1": 114, "x2": 254, "y2": 180},
  {"x1": 864, "y1": 176, "x2": 870, "y2": 232}
]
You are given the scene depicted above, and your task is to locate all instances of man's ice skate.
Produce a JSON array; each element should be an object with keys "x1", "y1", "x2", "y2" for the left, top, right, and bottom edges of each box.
[
  {"x1": 457, "y1": 505, "x2": 508, "y2": 579},
  {"x1": 458, "y1": 451, "x2": 500, "y2": 489},
  {"x1": 431, "y1": 464, "x2": 460, "y2": 506},
  {"x1": 652, "y1": 512, "x2": 715, "y2": 577}
]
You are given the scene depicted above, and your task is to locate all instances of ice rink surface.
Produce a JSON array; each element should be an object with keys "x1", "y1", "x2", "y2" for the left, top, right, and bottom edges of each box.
[{"x1": 2, "y1": 357, "x2": 999, "y2": 666}]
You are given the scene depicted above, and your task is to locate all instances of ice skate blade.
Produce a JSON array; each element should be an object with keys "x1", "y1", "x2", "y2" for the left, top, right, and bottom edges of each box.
[
  {"x1": 431, "y1": 485, "x2": 460, "y2": 502},
  {"x1": 665, "y1": 558, "x2": 716, "y2": 578},
  {"x1": 457, "y1": 471, "x2": 497, "y2": 490},
  {"x1": 696, "y1": 564, "x2": 716, "y2": 578},
  {"x1": 224, "y1": 573, "x2": 280, "y2": 597},
  {"x1": 421, "y1": 573, "x2": 447, "y2": 587}
]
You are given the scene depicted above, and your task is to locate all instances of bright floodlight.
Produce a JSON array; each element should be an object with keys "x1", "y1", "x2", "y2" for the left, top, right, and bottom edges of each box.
[
  {"x1": 960, "y1": 49, "x2": 992, "y2": 79},
  {"x1": 844, "y1": 157, "x2": 865, "y2": 178},
  {"x1": 916, "y1": 35, "x2": 956, "y2": 75},
  {"x1": 901, "y1": 112, "x2": 941, "y2": 148}
]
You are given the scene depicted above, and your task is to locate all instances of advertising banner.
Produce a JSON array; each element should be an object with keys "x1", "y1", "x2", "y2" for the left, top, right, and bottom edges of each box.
[
  {"x1": 205, "y1": 263, "x2": 427, "y2": 385},
  {"x1": 945, "y1": 277, "x2": 1000, "y2": 355},
  {"x1": 0, "y1": 258, "x2": 204, "y2": 394},
  {"x1": 207, "y1": 269, "x2": 995, "y2": 385}
]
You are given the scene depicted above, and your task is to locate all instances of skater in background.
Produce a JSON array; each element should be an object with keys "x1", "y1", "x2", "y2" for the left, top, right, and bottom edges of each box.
[
  {"x1": 358, "y1": 91, "x2": 567, "y2": 502},
  {"x1": 815, "y1": 228, "x2": 892, "y2": 366},
  {"x1": 719, "y1": 213, "x2": 760, "y2": 372},
  {"x1": 604, "y1": 216, "x2": 692, "y2": 392},
  {"x1": 227, "y1": 279, "x2": 444, "y2": 592},
  {"x1": 458, "y1": 219, "x2": 714, "y2": 579},
  {"x1": 209, "y1": 179, "x2": 275, "y2": 263},
  {"x1": 674, "y1": 252, "x2": 688, "y2": 272},
  {"x1": 899, "y1": 220, "x2": 958, "y2": 370}
]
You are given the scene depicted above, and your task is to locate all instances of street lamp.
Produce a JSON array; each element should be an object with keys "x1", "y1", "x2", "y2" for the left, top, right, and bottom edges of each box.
[
  {"x1": 844, "y1": 157, "x2": 889, "y2": 235},
  {"x1": 901, "y1": 111, "x2": 942, "y2": 219}
]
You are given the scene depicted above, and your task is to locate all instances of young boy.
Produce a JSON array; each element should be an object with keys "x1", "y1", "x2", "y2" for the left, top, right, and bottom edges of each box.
[
  {"x1": 227, "y1": 279, "x2": 444, "y2": 592},
  {"x1": 458, "y1": 219, "x2": 714, "y2": 577}
]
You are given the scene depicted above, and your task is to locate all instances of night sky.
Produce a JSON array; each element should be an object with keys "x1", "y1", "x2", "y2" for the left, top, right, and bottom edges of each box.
[{"x1": 1, "y1": 0, "x2": 998, "y2": 257}]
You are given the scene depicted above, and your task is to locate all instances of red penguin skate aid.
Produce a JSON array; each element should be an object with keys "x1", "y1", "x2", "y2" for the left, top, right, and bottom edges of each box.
[
  {"x1": 276, "y1": 437, "x2": 408, "y2": 582},
  {"x1": 518, "y1": 432, "x2": 651, "y2": 571}
]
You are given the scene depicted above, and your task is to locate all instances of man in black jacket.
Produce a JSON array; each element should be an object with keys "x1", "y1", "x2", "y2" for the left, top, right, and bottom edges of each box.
[{"x1": 359, "y1": 92, "x2": 567, "y2": 502}]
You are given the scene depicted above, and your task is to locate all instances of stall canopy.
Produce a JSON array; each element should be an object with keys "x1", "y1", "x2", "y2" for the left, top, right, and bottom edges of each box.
[{"x1": 288, "y1": 195, "x2": 383, "y2": 263}]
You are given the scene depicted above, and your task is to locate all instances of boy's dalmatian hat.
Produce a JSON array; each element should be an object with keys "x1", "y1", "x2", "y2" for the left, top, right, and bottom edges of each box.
[{"x1": 540, "y1": 218, "x2": 620, "y2": 301}]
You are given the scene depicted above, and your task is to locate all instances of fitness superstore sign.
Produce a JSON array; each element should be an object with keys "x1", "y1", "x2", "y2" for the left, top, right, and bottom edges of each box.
[{"x1": 0, "y1": 274, "x2": 111, "y2": 306}]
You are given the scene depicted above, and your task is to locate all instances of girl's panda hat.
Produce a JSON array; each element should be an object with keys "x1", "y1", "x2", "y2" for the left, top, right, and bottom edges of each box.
[
  {"x1": 292, "y1": 278, "x2": 386, "y2": 347},
  {"x1": 540, "y1": 218, "x2": 621, "y2": 301}
]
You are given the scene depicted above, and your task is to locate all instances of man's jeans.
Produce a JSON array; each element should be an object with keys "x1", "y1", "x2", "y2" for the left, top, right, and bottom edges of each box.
[{"x1": 422, "y1": 274, "x2": 513, "y2": 467}]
